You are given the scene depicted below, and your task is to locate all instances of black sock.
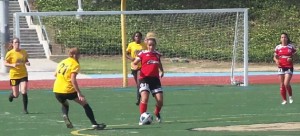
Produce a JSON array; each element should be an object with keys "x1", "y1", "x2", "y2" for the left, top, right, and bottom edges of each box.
[
  {"x1": 137, "y1": 88, "x2": 140, "y2": 100},
  {"x1": 83, "y1": 104, "x2": 97, "y2": 125},
  {"x1": 62, "y1": 104, "x2": 69, "y2": 116},
  {"x1": 22, "y1": 94, "x2": 28, "y2": 110}
]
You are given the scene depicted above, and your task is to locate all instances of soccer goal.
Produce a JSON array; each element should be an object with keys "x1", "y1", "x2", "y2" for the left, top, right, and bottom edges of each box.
[{"x1": 13, "y1": 8, "x2": 249, "y2": 86}]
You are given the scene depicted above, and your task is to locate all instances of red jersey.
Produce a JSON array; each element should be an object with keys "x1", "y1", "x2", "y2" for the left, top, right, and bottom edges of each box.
[
  {"x1": 137, "y1": 50, "x2": 162, "y2": 79},
  {"x1": 274, "y1": 44, "x2": 296, "y2": 68}
]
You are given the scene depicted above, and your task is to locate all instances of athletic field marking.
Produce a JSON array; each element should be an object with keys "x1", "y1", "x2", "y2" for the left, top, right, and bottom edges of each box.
[
  {"x1": 70, "y1": 124, "x2": 130, "y2": 136},
  {"x1": 192, "y1": 122, "x2": 300, "y2": 131},
  {"x1": 70, "y1": 113, "x2": 300, "y2": 135},
  {"x1": 71, "y1": 128, "x2": 97, "y2": 136}
]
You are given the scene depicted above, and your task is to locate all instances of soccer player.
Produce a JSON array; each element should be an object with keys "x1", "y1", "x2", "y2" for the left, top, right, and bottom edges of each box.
[
  {"x1": 273, "y1": 32, "x2": 296, "y2": 105},
  {"x1": 53, "y1": 47, "x2": 106, "y2": 129},
  {"x1": 126, "y1": 31, "x2": 147, "y2": 106},
  {"x1": 132, "y1": 38, "x2": 164, "y2": 125},
  {"x1": 4, "y1": 38, "x2": 30, "y2": 114}
]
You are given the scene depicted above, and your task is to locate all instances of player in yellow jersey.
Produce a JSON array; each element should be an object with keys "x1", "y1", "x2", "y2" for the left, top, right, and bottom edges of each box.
[
  {"x1": 53, "y1": 47, "x2": 106, "y2": 130},
  {"x1": 5, "y1": 38, "x2": 30, "y2": 114},
  {"x1": 126, "y1": 31, "x2": 147, "y2": 106}
]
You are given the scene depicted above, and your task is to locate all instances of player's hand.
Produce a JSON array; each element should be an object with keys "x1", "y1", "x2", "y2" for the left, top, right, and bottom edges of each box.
[
  {"x1": 160, "y1": 71, "x2": 164, "y2": 78},
  {"x1": 77, "y1": 93, "x2": 85, "y2": 101},
  {"x1": 131, "y1": 62, "x2": 138, "y2": 70},
  {"x1": 287, "y1": 57, "x2": 292, "y2": 62},
  {"x1": 12, "y1": 63, "x2": 20, "y2": 68}
]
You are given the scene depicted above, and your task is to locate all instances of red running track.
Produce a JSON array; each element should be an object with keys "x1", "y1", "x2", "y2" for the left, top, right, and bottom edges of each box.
[{"x1": 1, "y1": 75, "x2": 300, "y2": 90}]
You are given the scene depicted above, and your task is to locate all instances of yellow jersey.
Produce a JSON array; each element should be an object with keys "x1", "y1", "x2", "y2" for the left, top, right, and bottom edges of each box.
[
  {"x1": 53, "y1": 57, "x2": 80, "y2": 94},
  {"x1": 5, "y1": 49, "x2": 28, "y2": 79},
  {"x1": 126, "y1": 42, "x2": 146, "y2": 69}
]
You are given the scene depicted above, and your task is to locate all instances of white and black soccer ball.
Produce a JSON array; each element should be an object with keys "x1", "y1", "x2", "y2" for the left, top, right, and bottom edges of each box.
[{"x1": 140, "y1": 112, "x2": 153, "y2": 125}]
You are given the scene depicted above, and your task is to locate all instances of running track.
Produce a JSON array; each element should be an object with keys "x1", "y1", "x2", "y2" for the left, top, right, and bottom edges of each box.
[{"x1": 1, "y1": 74, "x2": 300, "y2": 90}]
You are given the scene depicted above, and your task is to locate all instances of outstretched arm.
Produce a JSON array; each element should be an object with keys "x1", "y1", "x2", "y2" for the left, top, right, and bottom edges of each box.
[{"x1": 71, "y1": 72, "x2": 85, "y2": 101}]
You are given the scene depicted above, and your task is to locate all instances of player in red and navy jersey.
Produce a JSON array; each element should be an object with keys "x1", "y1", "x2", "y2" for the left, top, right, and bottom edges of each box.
[
  {"x1": 273, "y1": 32, "x2": 297, "y2": 105},
  {"x1": 132, "y1": 38, "x2": 164, "y2": 125}
]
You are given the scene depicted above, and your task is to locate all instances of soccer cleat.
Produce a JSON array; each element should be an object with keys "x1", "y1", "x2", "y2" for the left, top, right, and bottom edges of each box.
[
  {"x1": 281, "y1": 100, "x2": 287, "y2": 105},
  {"x1": 92, "y1": 123, "x2": 106, "y2": 130},
  {"x1": 135, "y1": 100, "x2": 140, "y2": 106},
  {"x1": 289, "y1": 97, "x2": 293, "y2": 104},
  {"x1": 155, "y1": 113, "x2": 161, "y2": 123},
  {"x1": 23, "y1": 110, "x2": 29, "y2": 114},
  {"x1": 63, "y1": 115, "x2": 73, "y2": 128},
  {"x1": 8, "y1": 94, "x2": 13, "y2": 102}
]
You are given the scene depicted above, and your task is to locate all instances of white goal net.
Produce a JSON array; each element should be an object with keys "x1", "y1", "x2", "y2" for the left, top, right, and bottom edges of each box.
[{"x1": 13, "y1": 9, "x2": 249, "y2": 86}]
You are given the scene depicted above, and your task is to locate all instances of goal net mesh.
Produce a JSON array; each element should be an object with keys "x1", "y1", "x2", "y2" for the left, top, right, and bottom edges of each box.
[{"x1": 14, "y1": 9, "x2": 248, "y2": 86}]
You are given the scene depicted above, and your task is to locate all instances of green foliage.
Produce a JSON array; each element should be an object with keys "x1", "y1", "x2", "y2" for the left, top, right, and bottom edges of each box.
[{"x1": 34, "y1": 0, "x2": 300, "y2": 63}]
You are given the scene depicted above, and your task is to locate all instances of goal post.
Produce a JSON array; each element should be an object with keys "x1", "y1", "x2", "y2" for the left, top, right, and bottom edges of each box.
[{"x1": 13, "y1": 8, "x2": 249, "y2": 87}]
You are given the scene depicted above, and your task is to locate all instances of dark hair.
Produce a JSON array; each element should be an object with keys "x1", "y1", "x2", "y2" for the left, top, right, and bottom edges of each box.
[
  {"x1": 131, "y1": 31, "x2": 143, "y2": 41},
  {"x1": 281, "y1": 32, "x2": 292, "y2": 44}
]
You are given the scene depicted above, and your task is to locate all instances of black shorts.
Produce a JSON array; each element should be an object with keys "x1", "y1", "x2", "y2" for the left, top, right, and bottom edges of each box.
[
  {"x1": 278, "y1": 67, "x2": 294, "y2": 75},
  {"x1": 55, "y1": 92, "x2": 78, "y2": 103},
  {"x1": 10, "y1": 77, "x2": 28, "y2": 86},
  {"x1": 131, "y1": 69, "x2": 140, "y2": 77},
  {"x1": 139, "y1": 77, "x2": 162, "y2": 96}
]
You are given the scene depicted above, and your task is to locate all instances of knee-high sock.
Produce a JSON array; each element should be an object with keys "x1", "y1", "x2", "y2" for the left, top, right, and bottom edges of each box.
[
  {"x1": 280, "y1": 85, "x2": 287, "y2": 101},
  {"x1": 62, "y1": 104, "x2": 69, "y2": 116},
  {"x1": 22, "y1": 94, "x2": 28, "y2": 110},
  {"x1": 83, "y1": 104, "x2": 97, "y2": 125},
  {"x1": 137, "y1": 88, "x2": 141, "y2": 100},
  {"x1": 286, "y1": 85, "x2": 293, "y2": 96},
  {"x1": 139, "y1": 102, "x2": 147, "y2": 114},
  {"x1": 154, "y1": 105, "x2": 162, "y2": 116}
]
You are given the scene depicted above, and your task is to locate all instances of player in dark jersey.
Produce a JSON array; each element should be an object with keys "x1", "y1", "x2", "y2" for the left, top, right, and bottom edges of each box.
[
  {"x1": 273, "y1": 32, "x2": 296, "y2": 105},
  {"x1": 132, "y1": 38, "x2": 164, "y2": 125}
]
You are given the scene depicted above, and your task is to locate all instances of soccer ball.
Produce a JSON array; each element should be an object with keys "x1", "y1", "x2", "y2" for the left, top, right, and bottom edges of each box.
[{"x1": 139, "y1": 112, "x2": 153, "y2": 125}]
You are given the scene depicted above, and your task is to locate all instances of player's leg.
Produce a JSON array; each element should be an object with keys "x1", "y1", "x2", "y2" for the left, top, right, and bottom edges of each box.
[
  {"x1": 153, "y1": 92, "x2": 163, "y2": 123},
  {"x1": 140, "y1": 90, "x2": 150, "y2": 114},
  {"x1": 9, "y1": 79, "x2": 20, "y2": 102},
  {"x1": 19, "y1": 77, "x2": 29, "y2": 114},
  {"x1": 55, "y1": 93, "x2": 73, "y2": 128},
  {"x1": 139, "y1": 77, "x2": 151, "y2": 114},
  {"x1": 73, "y1": 98, "x2": 106, "y2": 130},
  {"x1": 284, "y1": 72, "x2": 293, "y2": 103},
  {"x1": 132, "y1": 69, "x2": 141, "y2": 106},
  {"x1": 151, "y1": 77, "x2": 163, "y2": 123},
  {"x1": 278, "y1": 73, "x2": 287, "y2": 105}
]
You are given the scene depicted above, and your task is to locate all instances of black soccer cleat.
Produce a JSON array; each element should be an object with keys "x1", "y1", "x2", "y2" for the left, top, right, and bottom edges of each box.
[
  {"x1": 63, "y1": 115, "x2": 73, "y2": 128},
  {"x1": 135, "y1": 100, "x2": 140, "y2": 106},
  {"x1": 8, "y1": 94, "x2": 13, "y2": 102},
  {"x1": 23, "y1": 109, "x2": 29, "y2": 114},
  {"x1": 92, "y1": 123, "x2": 106, "y2": 130},
  {"x1": 156, "y1": 113, "x2": 161, "y2": 123}
]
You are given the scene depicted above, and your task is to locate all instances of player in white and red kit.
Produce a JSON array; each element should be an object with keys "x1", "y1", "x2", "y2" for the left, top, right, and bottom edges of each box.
[
  {"x1": 132, "y1": 38, "x2": 164, "y2": 125},
  {"x1": 273, "y1": 33, "x2": 296, "y2": 105}
]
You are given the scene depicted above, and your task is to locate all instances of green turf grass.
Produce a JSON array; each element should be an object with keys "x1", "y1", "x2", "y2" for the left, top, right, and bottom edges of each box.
[{"x1": 1, "y1": 84, "x2": 300, "y2": 136}]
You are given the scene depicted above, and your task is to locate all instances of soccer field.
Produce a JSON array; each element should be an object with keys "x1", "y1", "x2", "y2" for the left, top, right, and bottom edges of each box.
[{"x1": 1, "y1": 85, "x2": 300, "y2": 136}]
